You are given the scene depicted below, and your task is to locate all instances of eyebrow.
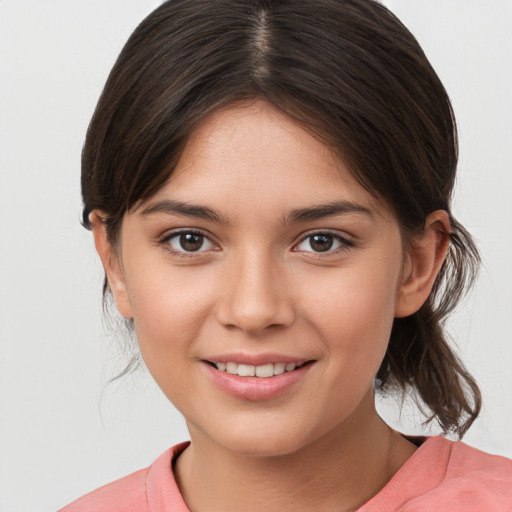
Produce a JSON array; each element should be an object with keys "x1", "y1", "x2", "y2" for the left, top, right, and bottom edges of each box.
[
  {"x1": 283, "y1": 200, "x2": 374, "y2": 223},
  {"x1": 140, "y1": 199, "x2": 373, "y2": 224},
  {"x1": 139, "y1": 199, "x2": 231, "y2": 224}
]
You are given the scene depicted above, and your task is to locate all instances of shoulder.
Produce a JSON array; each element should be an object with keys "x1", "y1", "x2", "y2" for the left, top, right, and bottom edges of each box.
[
  {"x1": 360, "y1": 436, "x2": 512, "y2": 512},
  {"x1": 59, "y1": 443, "x2": 190, "y2": 512},
  {"x1": 58, "y1": 467, "x2": 150, "y2": 512},
  {"x1": 405, "y1": 437, "x2": 512, "y2": 511},
  {"x1": 447, "y1": 436, "x2": 512, "y2": 475},
  {"x1": 437, "y1": 438, "x2": 512, "y2": 507}
]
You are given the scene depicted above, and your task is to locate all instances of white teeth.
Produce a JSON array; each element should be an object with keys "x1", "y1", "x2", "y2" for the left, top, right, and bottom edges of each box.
[
  {"x1": 214, "y1": 361, "x2": 303, "y2": 377},
  {"x1": 237, "y1": 364, "x2": 255, "y2": 377},
  {"x1": 226, "y1": 362, "x2": 238, "y2": 374},
  {"x1": 273, "y1": 362, "x2": 286, "y2": 375},
  {"x1": 255, "y1": 363, "x2": 274, "y2": 378}
]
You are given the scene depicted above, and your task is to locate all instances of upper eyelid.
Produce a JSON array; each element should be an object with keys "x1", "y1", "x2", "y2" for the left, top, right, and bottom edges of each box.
[
  {"x1": 159, "y1": 228, "x2": 220, "y2": 255},
  {"x1": 157, "y1": 228, "x2": 220, "y2": 252},
  {"x1": 160, "y1": 227, "x2": 217, "y2": 242},
  {"x1": 292, "y1": 230, "x2": 354, "y2": 253},
  {"x1": 295, "y1": 229, "x2": 353, "y2": 244}
]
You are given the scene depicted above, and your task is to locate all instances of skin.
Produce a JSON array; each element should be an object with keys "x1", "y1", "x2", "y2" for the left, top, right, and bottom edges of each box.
[{"x1": 92, "y1": 100, "x2": 450, "y2": 512}]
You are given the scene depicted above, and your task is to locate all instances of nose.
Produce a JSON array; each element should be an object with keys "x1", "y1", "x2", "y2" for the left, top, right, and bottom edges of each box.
[{"x1": 215, "y1": 249, "x2": 295, "y2": 335}]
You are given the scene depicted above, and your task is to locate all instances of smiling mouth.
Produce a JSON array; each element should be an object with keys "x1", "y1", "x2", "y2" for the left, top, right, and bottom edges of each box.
[{"x1": 205, "y1": 361, "x2": 313, "y2": 378}]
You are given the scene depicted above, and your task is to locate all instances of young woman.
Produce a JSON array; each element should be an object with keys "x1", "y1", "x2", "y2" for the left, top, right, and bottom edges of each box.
[{"x1": 61, "y1": 0, "x2": 512, "y2": 510}]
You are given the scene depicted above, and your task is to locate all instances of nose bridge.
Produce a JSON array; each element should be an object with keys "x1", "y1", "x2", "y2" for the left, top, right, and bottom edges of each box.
[{"x1": 218, "y1": 244, "x2": 294, "y2": 334}]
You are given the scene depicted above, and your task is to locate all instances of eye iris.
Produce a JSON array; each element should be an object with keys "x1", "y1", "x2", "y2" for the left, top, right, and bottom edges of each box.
[
  {"x1": 310, "y1": 234, "x2": 333, "y2": 252},
  {"x1": 180, "y1": 233, "x2": 204, "y2": 251}
]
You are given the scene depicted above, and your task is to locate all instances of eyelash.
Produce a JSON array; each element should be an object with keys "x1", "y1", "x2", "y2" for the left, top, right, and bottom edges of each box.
[
  {"x1": 159, "y1": 229, "x2": 219, "y2": 259},
  {"x1": 294, "y1": 230, "x2": 354, "y2": 256},
  {"x1": 158, "y1": 229, "x2": 354, "y2": 258}
]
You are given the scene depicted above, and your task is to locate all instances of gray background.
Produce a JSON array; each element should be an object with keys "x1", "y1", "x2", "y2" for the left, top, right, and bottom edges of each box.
[{"x1": 1, "y1": 1, "x2": 511, "y2": 511}]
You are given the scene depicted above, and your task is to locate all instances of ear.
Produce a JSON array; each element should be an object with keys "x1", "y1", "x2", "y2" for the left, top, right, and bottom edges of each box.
[
  {"x1": 89, "y1": 211, "x2": 133, "y2": 319},
  {"x1": 394, "y1": 210, "x2": 450, "y2": 318}
]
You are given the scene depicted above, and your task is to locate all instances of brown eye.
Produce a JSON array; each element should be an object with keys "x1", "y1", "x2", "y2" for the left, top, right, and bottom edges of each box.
[
  {"x1": 309, "y1": 234, "x2": 334, "y2": 252},
  {"x1": 180, "y1": 233, "x2": 204, "y2": 251},
  {"x1": 165, "y1": 231, "x2": 216, "y2": 253},
  {"x1": 295, "y1": 232, "x2": 349, "y2": 254}
]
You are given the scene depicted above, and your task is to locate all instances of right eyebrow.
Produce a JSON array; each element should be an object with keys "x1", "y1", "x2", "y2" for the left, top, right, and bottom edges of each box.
[
  {"x1": 283, "y1": 200, "x2": 374, "y2": 224},
  {"x1": 139, "y1": 199, "x2": 231, "y2": 224}
]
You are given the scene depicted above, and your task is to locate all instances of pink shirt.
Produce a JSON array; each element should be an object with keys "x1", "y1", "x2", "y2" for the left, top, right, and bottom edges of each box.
[{"x1": 60, "y1": 437, "x2": 512, "y2": 511}]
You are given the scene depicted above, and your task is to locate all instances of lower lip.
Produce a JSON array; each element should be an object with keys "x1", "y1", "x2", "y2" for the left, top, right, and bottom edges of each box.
[{"x1": 202, "y1": 362, "x2": 313, "y2": 401}]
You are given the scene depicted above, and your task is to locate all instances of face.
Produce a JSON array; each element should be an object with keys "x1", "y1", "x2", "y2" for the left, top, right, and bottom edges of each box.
[{"x1": 106, "y1": 101, "x2": 412, "y2": 457}]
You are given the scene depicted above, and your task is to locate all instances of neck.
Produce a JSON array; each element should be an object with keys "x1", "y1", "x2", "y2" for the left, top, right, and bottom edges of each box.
[{"x1": 175, "y1": 395, "x2": 416, "y2": 512}]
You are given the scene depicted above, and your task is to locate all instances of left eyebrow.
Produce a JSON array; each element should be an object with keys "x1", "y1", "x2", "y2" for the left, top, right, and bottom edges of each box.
[
  {"x1": 139, "y1": 199, "x2": 230, "y2": 224},
  {"x1": 283, "y1": 200, "x2": 374, "y2": 224}
]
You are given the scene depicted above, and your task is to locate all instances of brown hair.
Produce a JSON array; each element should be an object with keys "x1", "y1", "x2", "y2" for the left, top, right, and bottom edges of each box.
[{"x1": 82, "y1": 0, "x2": 481, "y2": 437}]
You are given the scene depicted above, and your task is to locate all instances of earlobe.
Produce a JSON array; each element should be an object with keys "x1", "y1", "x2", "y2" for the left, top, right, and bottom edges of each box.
[
  {"x1": 394, "y1": 210, "x2": 450, "y2": 318},
  {"x1": 89, "y1": 212, "x2": 133, "y2": 319}
]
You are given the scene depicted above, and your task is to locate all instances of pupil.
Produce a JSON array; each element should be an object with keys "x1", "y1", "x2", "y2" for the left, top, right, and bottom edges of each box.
[
  {"x1": 311, "y1": 234, "x2": 333, "y2": 252},
  {"x1": 180, "y1": 233, "x2": 203, "y2": 251}
]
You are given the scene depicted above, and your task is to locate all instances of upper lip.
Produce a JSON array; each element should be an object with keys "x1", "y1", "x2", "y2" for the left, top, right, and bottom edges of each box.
[{"x1": 202, "y1": 352, "x2": 313, "y2": 367}]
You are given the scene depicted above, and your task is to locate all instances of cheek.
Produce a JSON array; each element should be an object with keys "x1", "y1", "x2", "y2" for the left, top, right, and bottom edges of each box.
[
  {"x1": 301, "y1": 261, "x2": 401, "y2": 368},
  {"x1": 123, "y1": 261, "x2": 216, "y2": 370},
  {"x1": 126, "y1": 274, "x2": 216, "y2": 405}
]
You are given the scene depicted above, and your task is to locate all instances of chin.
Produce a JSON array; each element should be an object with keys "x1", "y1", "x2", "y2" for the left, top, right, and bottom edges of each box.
[
  {"x1": 219, "y1": 432, "x2": 310, "y2": 458},
  {"x1": 194, "y1": 412, "x2": 330, "y2": 459}
]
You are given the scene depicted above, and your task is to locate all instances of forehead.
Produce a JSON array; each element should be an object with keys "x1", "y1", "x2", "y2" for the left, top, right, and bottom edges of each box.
[
  {"x1": 145, "y1": 100, "x2": 393, "y2": 224},
  {"x1": 157, "y1": 101, "x2": 382, "y2": 208}
]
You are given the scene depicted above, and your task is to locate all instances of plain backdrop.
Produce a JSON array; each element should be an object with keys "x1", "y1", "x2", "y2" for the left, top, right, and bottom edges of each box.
[{"x1": 0, "y1": 1, "x2": 511, "y2": 511}]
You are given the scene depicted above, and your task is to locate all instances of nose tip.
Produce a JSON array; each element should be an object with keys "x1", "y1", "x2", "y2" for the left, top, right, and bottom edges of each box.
[
  {"x1": 216, "y1": 258, "x2": 295, "y2": 335},
  {"x1": 223, "y1": 303, "x2": 290, "y2": 334}
]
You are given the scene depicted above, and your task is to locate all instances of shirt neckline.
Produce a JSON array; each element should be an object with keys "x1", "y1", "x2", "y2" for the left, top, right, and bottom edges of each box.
[{"x1": 146, "y1": 436, "x2": 450, "y2": 512}]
